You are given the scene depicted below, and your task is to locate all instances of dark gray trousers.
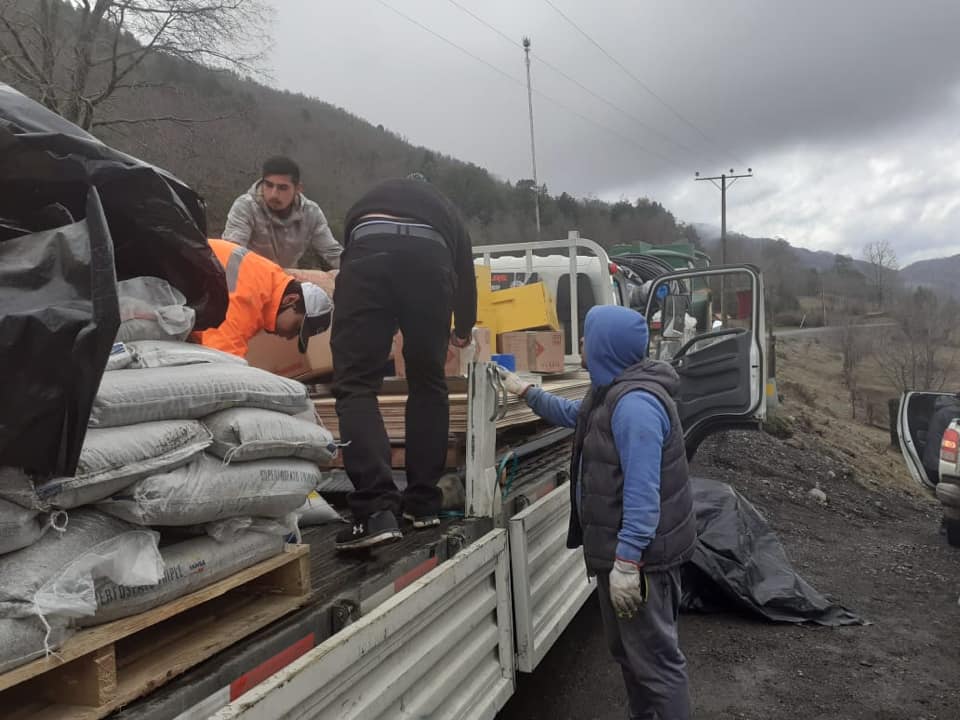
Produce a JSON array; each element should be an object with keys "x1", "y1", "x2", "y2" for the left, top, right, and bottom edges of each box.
[{"x1": 596, "y1": 568, "x2": 690, "y2": 720}]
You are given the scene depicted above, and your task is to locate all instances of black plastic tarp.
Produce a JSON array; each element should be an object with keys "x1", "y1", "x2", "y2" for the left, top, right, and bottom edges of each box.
[
  {"x1": 0, "y1": 83, "x2": 226, "y2": 329},
  {"x1": 0, "y1": 83, "x2": 227, "y2": 477},
  {"x1": 681, "y1": 477, "x2": 864, "y2": 626},
  {"x1": 0, "y1": 190, "x2": 119, "y2": 476}
]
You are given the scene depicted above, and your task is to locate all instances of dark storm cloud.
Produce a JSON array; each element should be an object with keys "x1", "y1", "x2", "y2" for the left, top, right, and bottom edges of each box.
[{"x1": 269, "y1": 0, "x2": 960, "y2": 259}]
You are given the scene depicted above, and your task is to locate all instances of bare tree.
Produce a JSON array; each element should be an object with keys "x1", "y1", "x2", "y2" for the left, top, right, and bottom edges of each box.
[
  {"x1": 0, "y1": 0, "x2": 269, "y2": 130},
  {"x1": 874, "y1": 288, "x2": 960, "y2": 393},
  {"x1": 862, "y1": 239, "x2": 899, "y2": 310},
  {"x1": 836, "y1": 318, "x2": 872, "y2": 419}
]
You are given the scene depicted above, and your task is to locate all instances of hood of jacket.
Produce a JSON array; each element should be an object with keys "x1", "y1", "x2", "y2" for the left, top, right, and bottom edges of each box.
[{"x1": 584, "y1": 305, "x2": 651, "y2": 387}]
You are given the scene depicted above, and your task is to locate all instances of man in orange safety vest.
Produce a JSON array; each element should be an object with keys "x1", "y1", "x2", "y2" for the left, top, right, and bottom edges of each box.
[{"x1": 194, "y1": 238, "x2": 332, "y2": 357}]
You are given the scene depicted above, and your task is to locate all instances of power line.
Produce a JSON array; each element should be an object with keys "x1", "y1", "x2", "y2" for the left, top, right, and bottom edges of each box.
[
  {"x1": 444, "y1": 0, "x2": 518, "y2": 47},
  {"x1": 372, "y1": 0, "x2": 683, "y2": 169},
  {"x1": 443, "y1": 0, "x2": 698, "y2": 158},
  {"x1": 542, "y1": 0, "x2": 743, "y2": 166}
]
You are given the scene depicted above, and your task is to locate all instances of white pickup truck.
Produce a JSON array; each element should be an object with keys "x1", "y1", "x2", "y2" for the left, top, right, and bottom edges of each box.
[
  {"x1": 108, "y1": 235, "x2": 767, "y2": 720},
  {"x1": 898, "y1": 392, "x2": 960, "y2": 546}
]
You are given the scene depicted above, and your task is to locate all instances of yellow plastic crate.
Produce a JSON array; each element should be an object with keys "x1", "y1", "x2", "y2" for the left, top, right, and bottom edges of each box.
[
  {"x1": 490, "y1": 281, "x2": 560, "y2": 334},
  {"x1": 475, "y1": 265, "x2": 493, "y2": 304},
  {"x1": 452, "y1": 267, "x2": 498, "y2": 337},
  {"x1": 475, "y1": 302, "x2": 498, "y2": 339}
]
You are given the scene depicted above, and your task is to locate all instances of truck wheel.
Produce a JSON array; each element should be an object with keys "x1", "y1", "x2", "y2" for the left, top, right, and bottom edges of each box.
[{"x1": 945, "y1": 517, "x2": 960, "y2": 548}]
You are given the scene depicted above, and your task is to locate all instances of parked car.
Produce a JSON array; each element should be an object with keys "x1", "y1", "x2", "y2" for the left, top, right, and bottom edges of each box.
[{"x1": 897, "y1": 391, "x2": 960, "y2": 546}]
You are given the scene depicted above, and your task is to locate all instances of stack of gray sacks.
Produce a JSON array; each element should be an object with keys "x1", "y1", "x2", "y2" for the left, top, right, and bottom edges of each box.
[{"x1": 0, "y1": 277, "x2": 340, "y2": 674}]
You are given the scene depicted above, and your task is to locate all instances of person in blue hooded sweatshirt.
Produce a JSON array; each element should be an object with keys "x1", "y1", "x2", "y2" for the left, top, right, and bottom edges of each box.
[{"x1": 498, "y1": 305, "x2": 695, "y2": 720}]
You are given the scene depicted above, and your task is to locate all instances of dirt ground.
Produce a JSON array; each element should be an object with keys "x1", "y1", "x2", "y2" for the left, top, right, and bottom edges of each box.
[
  {"x1": 500, "y1": 336, "x2": 960, "y2": 719},
  {"x1": 685, "y1": 431, "x2": 958, "y2": 719}
]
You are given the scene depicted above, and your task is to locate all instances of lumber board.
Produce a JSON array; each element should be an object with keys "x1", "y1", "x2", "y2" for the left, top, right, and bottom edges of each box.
[
  {"x1": 313, "y1": 374, "x2": 590, "y2": 440},
  {"x1": 328, "y1": 442, "x2": 464, "y2": 469}
]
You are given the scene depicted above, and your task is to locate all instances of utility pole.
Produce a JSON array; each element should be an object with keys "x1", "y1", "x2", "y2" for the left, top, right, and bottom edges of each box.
[
  {"x1": 695, "y1": 168, "x2": 752, "y2": 321},
  {"x1": 522, "y1": 36, "x2": 541, "y2": 238}
]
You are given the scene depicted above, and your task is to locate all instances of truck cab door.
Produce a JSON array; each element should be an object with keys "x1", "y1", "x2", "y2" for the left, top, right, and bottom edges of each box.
[
  {"x1": 644, "y1": 265, "x2": 767, "y2": 456},
  {"x1": 898, "y1": 390, "x2": 959, "y2": 493}
]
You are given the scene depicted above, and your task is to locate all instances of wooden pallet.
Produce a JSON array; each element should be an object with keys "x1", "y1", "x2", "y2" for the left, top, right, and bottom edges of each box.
[{"x1": 1, "y1": 544, "x2": 311, "y2": 720}]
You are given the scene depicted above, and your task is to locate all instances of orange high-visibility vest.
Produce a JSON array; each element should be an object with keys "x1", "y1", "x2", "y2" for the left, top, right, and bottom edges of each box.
[{"x1": 194, "y1": 239, "x2": 293, "y2": 356}]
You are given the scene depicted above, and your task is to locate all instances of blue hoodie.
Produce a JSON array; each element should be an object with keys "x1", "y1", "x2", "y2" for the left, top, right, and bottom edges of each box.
[{"x1": 524, "y1": 306, "x2": 671, "y2": 564}]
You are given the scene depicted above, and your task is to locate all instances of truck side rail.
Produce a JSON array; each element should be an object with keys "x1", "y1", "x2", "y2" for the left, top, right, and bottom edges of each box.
[{"x1": 212, "y1": 529, "x2": 515, "y2": 720}]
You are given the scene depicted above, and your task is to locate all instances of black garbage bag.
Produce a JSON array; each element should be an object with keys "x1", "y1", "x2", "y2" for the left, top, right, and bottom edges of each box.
[
  {"x1": 0, "y1": 83, "x2": 227, "y2": 329},
  {"x1": 0, "y1": 189, "x2": 119, "y2": 477},
  {"x1": 681, "y1": 477, "x2": 864, "y2": 626},
  {"x1": 0, "y1": 83, "x2": 227, "y2": 477}
]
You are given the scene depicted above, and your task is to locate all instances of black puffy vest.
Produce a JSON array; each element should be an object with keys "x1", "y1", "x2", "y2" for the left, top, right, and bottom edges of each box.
[{"x1": 566, "y1": 359, "x2": 696, "y2": 574}]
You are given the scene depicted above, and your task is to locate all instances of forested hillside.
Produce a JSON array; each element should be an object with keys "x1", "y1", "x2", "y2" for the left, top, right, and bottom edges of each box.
[
  {"x1": 0, "y1": 0, "x2": 695, "y2": 256},
  {"x1": 1, "y1": 0, "x2": 952, "y2": 299}
]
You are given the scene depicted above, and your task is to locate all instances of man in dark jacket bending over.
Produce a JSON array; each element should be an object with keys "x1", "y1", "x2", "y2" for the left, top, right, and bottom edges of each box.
[
  {"x1": 499, "y1": 305, "x2": 695, "y2": 719},
  {"x1": 333, "y1": 176, "x2": 476, "y2": 551}
]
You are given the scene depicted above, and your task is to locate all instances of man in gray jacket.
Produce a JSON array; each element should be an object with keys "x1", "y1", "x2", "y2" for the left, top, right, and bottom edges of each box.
[{"x1": 223, "y1": 156, "x2": 342, "y2": 269}]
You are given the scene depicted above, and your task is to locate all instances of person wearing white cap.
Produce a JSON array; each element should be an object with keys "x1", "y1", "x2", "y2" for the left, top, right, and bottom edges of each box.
[{"x1": 194, "y1": 238, "x2": 333, "y2": 357}]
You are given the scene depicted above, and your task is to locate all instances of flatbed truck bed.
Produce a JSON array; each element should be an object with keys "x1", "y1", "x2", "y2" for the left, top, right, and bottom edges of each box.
[{"x1": 112, "y1": 427, "x2": 574, "y2": 720}]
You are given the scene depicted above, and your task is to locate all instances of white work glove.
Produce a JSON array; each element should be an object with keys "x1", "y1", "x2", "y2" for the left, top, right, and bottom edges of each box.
[
  {"x1": 609, "y1": 558, "x2": 648, "y2": 619},
  {"x1": 497, "y1": 366, "x2": 532, "y2": 398}
]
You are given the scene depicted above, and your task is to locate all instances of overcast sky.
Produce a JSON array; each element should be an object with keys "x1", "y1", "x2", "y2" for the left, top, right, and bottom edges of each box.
[{"x1": 270, "y1": 0, "x2": 960, "y2": 265}]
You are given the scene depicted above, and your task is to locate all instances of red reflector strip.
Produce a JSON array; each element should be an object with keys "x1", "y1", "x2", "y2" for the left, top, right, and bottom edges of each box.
[
  {"x1": 229, "y1": 633, "x2": 315, "y2": 701},
  {"x1": 532, "y1": 480, "x2": 558, "y2": 502},
  {"x1": 394, "y1": 556, "x2": 439, "y2": 593}
]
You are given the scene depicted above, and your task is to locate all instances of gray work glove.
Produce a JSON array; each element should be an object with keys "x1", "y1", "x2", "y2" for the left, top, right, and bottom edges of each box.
[
  {"x1": 609, "y1": 558, "x2": 648, "y2": 619},
  {"x1": 496, "y1": 366, "x2": 532, "y2": 398}
]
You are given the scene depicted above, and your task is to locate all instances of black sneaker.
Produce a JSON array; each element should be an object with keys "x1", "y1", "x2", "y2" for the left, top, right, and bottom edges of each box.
[
  {"x1": 402, "y1": 512, "x2": 441, "y2": 529},
  {"x1": 335, "y1": 510, "x2": 402, "y2": 551}
]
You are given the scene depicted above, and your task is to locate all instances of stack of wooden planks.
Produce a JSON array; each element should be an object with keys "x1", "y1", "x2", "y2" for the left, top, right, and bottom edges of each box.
[{"x1": 312, "y1": 373, "x2": 590, "y2": 442}]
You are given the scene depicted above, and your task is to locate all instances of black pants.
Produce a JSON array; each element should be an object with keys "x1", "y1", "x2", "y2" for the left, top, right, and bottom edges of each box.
[{"x1": 332, "y1": 236, "x2": 454, "y2": 520}]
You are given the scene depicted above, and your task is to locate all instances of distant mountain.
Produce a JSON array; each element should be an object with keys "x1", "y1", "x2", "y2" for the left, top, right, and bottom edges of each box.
[
  {"x1": 693, "y1": 222, "x2": 959, "y2": 299},
  {"x1": 694, "y1": 229, "x2": 873, "y2": 275},
  {"x1": 901, "y1": 254, "x2": 960, "y2": 298}
]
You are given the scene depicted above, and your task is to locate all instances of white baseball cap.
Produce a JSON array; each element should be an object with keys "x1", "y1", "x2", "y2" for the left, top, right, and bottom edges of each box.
[{"x1": 298, "y1": 281, "x2": 333, "y2": 352}]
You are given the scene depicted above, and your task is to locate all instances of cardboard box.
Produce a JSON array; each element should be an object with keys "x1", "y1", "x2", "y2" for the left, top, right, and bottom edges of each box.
[
  {"x1": 247, "y1": 269, "x2": 405, "y2": 382},
  {"x1": 490, "y1": 282, "x2": 560, "y2": 334},
  {"x1": 498, "y1": 331, "x2": 565, "y2": 374},
  {"x1": 393, "y1": 326, "x2": 492, "y2": 379},
  {"x1": 390, "y1": 332, "x2": 405, "y2": 378},
  {"x1": 446, "y1": 326, "x2": 492, "y2": 377},
  {"x1": 245, "y1": 330, "x2": 332, "y2": 381},
  {"x1": 246, "y1": 326, "x2": 403, "y2": 383},
  {"x1": 285, "y1": 268, "x2": 338, "y2": 296},
  {"x1": 242, "y1": 268, "x2": 338, "y2": 380}
]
